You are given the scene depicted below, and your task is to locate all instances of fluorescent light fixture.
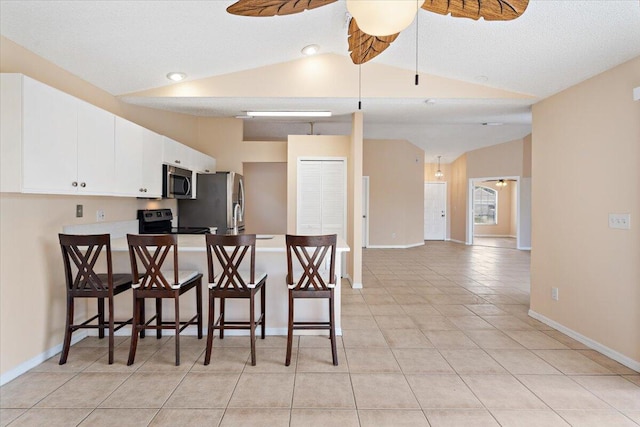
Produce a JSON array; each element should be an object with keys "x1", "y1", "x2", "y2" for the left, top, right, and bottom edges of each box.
[
  {"x1": 482, "y1": 122, "x2": 504, "y2": 126},
  {"x1": 246, "y1": 111, "x2": 332, "y2": 118},
  {"x1": 166, "y1": 72, "x2": 186, "y2": 82},
  {"x1": 301, "y1": 44, "x2": 320, "y2": 56}
]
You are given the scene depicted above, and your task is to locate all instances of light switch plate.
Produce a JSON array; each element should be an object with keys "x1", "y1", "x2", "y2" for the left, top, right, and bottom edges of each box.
[
  {"x1": 608, "y1": 213, "x2": 630, "y2": 230},
  {"x1": 96, "y1": 209, "x2": 105, "y2": 222},
  {"x1": 76, "y1": 204, "x2": 83, "y2": 218}
]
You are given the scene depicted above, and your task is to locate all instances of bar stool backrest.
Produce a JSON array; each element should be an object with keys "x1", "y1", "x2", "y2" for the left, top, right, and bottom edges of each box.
[
  {"x1": 285, "y1": 234, "x2": 337, "y2": 291},
  {"x1": 127, "y1": 234, "x2": 179, "y2": 290},
  {"x1": 59, "y1": 233, "x2": 112, "y2": 295},
  {"x1": 205, "y1": 234, "x2": 257, "y2": 290}
]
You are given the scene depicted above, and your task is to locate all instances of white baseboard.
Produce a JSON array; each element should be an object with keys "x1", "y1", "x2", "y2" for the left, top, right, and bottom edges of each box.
[
  {"x1": 1, "y1": 331, "x2": 88, "y2": 386},
  {"x1": 517, "y1": 246, "x2": 532, "y2": 250},
  {"x1": 367, "y1": 242, "x2": 424, "y2": 249},
  {"x1": 449, "y1": 239, "x2": 466, "y2": 245},
  {"x1": 528, "y1": 309, "x2": 640, "y2": 372},
  {"x1": 474, "y1": 234, "x2": 516, "y2": 238},
  {"x1": 350, "y1": 282, "x2": 363, "y2": 289}
]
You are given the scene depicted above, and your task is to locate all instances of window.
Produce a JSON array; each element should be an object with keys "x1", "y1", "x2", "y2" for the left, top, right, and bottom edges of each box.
[{"x1": 474, "y1": 186, "x2": 497, "y2": 225}]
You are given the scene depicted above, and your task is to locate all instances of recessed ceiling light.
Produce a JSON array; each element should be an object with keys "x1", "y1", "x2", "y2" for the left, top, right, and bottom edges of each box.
[
  {"x1": 246, "y1": 111, "x2": 332, "y2": 118},
  {"x1": 301, "y1": 44, "x2": 320, "y2": 56},
  {"x1": 166, "y1": 72, "x2": 186, "y2": 82}
]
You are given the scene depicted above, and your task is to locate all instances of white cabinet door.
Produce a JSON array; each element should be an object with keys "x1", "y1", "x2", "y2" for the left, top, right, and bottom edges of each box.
[
  {"x1": 22, "y1": 76, "x2": 78, "y2": 193},
  {"x1": 114, "y1": 117, "x2": 144, "y2": 196},
  {"x1": 141, "y1": 128, "x2": 163, "y2": 197},
  {"x1": 163, "y1": 137, "x2": 189, "y2": 167},
  {"x1": 297, "y1": 159, "x2": 346, "y2": 240},
  {"x1": 77, "y1": 100, "x2": 115, "y2": 195}
]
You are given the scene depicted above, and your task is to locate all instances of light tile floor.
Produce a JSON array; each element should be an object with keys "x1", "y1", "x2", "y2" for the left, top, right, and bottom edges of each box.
[{"x1": 1, "y1": 242, "x2": 638, "y2": 426}]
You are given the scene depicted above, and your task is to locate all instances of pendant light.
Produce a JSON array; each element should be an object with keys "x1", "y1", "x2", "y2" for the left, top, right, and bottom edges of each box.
[{"x1": 435, "y1": 156, "x2": 444, "y2": 180}]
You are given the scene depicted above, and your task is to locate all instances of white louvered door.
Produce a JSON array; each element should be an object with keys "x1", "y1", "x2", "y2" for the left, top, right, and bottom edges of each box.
[{"x1": 297, "y1": 159, "x2": 346, "y2": 241}]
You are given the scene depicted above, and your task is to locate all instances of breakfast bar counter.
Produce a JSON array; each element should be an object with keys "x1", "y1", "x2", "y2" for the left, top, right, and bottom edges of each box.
[{"x1": 110, "y1": 234, "x2": 350, "y2": 335}]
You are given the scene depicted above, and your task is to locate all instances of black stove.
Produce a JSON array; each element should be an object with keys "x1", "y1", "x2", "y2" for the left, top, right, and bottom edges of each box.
[{"x1": 137, "y1": 209, "x2": 210, "y2": 235}]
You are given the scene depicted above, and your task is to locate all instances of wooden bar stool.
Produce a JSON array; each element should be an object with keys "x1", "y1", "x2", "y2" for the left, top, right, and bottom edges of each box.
[
  {"x1": 126, "y1": 234, "x2": 203, "y2": 366},
  {"x1": 285, "y1": 234, "x2": 338, "y2": 366},
  {"x1": 58, "y1": 233, "x2": 133, "y2": 365},
  {"x1": 204, "y1": 234, "x2": 267, "y2": 366}
]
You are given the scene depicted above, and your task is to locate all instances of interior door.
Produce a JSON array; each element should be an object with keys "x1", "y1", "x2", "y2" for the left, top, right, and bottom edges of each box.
[{"x1": 424, "y1": 182, "x2": 447, "y2": 240}]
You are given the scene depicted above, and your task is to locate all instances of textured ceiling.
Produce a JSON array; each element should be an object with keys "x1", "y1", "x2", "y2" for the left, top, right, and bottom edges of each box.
[{"x1": 2, "y1": 0, "x2": 639, "y2": 162}]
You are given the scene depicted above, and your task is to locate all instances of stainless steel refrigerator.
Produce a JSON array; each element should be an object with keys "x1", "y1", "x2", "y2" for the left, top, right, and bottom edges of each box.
[{"x1": 178, "y1": 172, "x2": 244, "y2": 234}]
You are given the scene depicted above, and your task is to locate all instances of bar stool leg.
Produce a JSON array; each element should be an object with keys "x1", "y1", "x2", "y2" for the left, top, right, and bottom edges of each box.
[
  {"x1": 128, "y1": 296, "x2": 141, "y2": 366},
  {"x1": 59, "y1": 296, "x2": 74, "y2": 365},
  {"x1": 261, "y1": 285, "x2": 266, "y2": 339},
  {"x1": 98, "y1": 297, "x2": 105, "y2": 339},
  {"x1": 285, "y1": 291, "x2": 294, "y2": 366},
  {"x1": 174, "y1": 296, "x2": 180, "y2": 366},
  {"x1": 249, "y1": 293, "x2": 256, "y2": 366},
  {"x1": 108, "y1": 297, "x2": 115, "y2": 364},
  {"x1": 204, "y1": 290, "x2": 215, "y2": 365}
]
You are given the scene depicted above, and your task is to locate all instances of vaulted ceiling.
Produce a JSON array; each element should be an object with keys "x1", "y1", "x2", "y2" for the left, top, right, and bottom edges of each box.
[{"x1": 1, "y1": 0, "x2": 639, "y2": 161}]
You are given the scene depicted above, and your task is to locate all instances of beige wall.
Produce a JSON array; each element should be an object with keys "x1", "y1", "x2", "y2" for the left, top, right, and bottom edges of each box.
[
  {"x1": 0, "y1": 193, "x2": 173, "y2": 375},
  {"x1": 467, "y1": 138, "x2": 524, "y2": 179},
  {"x1": 243, "y1": 162, "x2": 287, "y2": 235},
  {"x1": 363, "y1": 139, "x2": 425, "y2": 247},
  {"x1": 531, "y1": 57, "x2": 640, "y2": 364}
]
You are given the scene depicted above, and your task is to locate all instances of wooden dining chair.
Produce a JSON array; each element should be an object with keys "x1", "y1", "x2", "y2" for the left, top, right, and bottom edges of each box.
[
  {"x1": 58, "y1": 233, "x2": 133, "y2": 365},
  {"x1": 285, "y1": 234, "x2": 338, "y2": 366},
  {"x1": 204, "y1": 234, "x2": 267, "y2": 366},
  {"x1": 126, "y1": 234, "x2": 203, "y2": 366}
]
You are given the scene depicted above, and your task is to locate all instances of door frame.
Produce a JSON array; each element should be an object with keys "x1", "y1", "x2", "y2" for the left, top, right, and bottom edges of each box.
[
  {"x1": 467, "y1": 175, "x2": 520, "y2": 248},
  {"x1": 424, "y1": 181, "x2": 447, "y2": 241}
]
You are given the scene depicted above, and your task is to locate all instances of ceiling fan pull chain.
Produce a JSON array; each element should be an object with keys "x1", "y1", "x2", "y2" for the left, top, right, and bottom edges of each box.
[
  {"x1": 415, "y1": 0, "x2": 419, "y2": 86},
  {"x1": 358, "y1": 63, "x2": 362, "y2": 110}
]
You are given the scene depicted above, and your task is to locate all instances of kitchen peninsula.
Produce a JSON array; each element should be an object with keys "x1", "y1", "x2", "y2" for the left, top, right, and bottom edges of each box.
[{"x1": 110, "y1": 234, "x2": 350, "y2": 335}]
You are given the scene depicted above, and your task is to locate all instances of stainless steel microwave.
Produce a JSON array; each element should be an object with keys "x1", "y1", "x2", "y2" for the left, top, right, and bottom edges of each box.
[{"x1": 162, "y1": 164, "x2": 193, "y2": 199}]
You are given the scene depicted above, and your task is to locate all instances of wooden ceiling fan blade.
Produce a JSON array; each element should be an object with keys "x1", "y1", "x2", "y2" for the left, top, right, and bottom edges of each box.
[
  {"x1": 348, "y1": 18, "x2": 399, "y2": 65},
  {"x1": 422, "y1": 0, "x2": 529, "y2": 21},
  {"x1": 227, "y1": 0, "x2": 337, "y2": 17}
]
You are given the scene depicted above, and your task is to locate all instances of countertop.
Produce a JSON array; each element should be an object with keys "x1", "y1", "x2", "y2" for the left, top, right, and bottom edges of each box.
[{"x1": 110, "y1": 234, "x2": 350, "y2": 253}]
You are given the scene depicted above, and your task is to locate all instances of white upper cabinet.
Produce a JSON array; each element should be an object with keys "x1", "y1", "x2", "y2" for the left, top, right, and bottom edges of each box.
[
  {"x1": 1, "y1": 73, "x2": 215, "y2": 199},
  {"x1": 191, "y1": 150, "x2": 217, "y2": 173},
  {"x1": 114, "y1": 117, "x2": 162, "y2": 197},
  {"x1": 163, "y1": 137, "x2": 190, "y2": 168},
  {"x1": 1, "y1": 74, "x2": 115, "y2": 195},
  {"x1": 76, "y1": 99, "x2": 116, "y2": 195}
]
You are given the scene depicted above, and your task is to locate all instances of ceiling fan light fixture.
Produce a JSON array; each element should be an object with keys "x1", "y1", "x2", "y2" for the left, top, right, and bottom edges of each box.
[
  {"x1": 301, "y1": 44, "x2": 320, "y2": 56},
  {"x1": 496, "y1": 179, "x2": 507, "y2": 188},
  {"x1": 166, "y1": 72, "x2": 186, "y2": 82},
  {"x1": 346, "y1": 0, "x2": 425, "y2": 36},
  {"x1": 246, "y1": 111, "x2": 332, "y2": 118}
]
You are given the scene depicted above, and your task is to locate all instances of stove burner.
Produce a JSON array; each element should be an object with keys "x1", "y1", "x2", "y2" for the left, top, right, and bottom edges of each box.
[{"x1": 137, "y1": 209, "x2": 210, "y2": 235}]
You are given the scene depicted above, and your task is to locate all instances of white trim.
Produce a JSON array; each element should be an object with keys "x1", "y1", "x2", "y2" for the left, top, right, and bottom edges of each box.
[
  {"x1": 634, "y1": 86, "x2": 640, "y2": 101},
  {"x1": 528, "y1": 310, "x2": 640, "y2": 372},
  {"x1": 449, "y1": 239, "x2": 467, "y2": 245},
  {"x1": 1, "y1": 331, "x2": 88, "y2": 386},
  {"x1": 367, "y1": 242, "x2": 424, "y2": 249},
  {"x1": 473, "y1": 234, "x2": 516, "y2": 238},
  {"x1": 517, "y1": 246, "x2": 531, "y2": 250}
]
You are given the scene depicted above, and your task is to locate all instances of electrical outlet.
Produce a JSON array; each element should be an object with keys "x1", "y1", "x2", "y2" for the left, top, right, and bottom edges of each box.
[
  {"x1": 96, "y1": 209, "x2": 105, "y2": 222},
  {"x1": 551, "y1": 287, "x2": 559, "y2": 301},
  {"x1": 608, "y1": 213, "x2": 631, "y2": 230},
  {"x1": 76, "y1": 204, "x2": 83, "y2": 218}
]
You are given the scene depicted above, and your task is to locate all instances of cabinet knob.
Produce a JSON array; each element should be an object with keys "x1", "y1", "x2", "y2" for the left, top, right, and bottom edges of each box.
[
  {"x1": 143, "y1": 188, "x2": 148, "y2": 192},
  {"x1": 80, "y1": 182, "x2": 86, "y2": 188},
  {"x1": 139, "y1": 188, "x2": 144, "y2": 192},
  {"x1": 205, "y1": 169, "x2": 210, "y2": 173},
  {"x1": 175, "y1": 160, "x2": 181, "y2": 164},
  {"x1": 72, "y1": 181, "x2": 78, "y2": 187}
]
